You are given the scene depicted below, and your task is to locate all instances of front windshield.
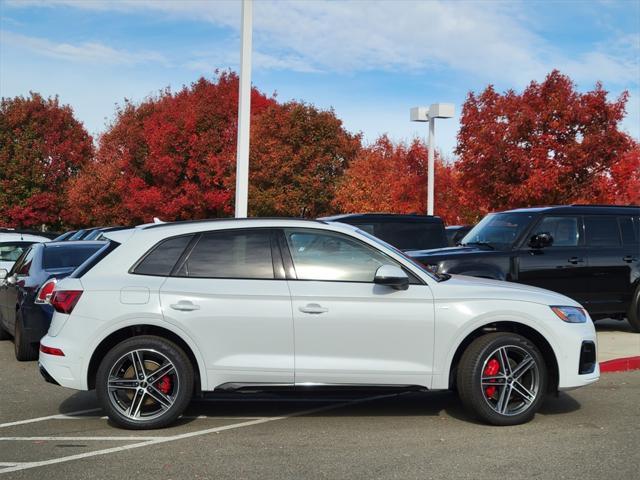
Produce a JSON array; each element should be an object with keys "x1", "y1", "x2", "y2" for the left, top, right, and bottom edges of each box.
[
  {"x1": 461, "y1": 213, "x2": 536, "y2": 250},
  {"x1": 355, "y1": 228, "x2": 447, "y2": 281}
]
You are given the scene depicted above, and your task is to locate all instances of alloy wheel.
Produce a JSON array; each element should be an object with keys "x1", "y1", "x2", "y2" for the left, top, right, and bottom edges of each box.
[
  {"x1": 480, "y1": 345, "x2": 540, "y2": 416},
  {"x1": 106, "y1": 349, "x2": 180, "y2": 421}
]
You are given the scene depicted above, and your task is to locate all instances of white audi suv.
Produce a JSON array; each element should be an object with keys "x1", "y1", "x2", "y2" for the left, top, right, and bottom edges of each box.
[{"x1": 38, "y1": 219, "x2": 599, "y2": 429}]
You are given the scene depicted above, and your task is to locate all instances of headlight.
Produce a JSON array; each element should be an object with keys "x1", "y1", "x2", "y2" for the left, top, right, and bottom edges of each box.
[{"x1": 550, "y1": 306, "x2": 588, "y2": 323}]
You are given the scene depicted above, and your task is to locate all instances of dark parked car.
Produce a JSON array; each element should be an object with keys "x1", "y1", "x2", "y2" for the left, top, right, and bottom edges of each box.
[
  {"x1": 0, "y1": 241, "x2": 105, "y2": 360},
  {"x1": 445, "y1": 225, "x2": 473, "y2": 246},
  {"x1": 409, "y1": 205, "x2": 640, "y2": 330},
  {"x1": 321, "y1": 213, "x2": 448, "y2": 251}
]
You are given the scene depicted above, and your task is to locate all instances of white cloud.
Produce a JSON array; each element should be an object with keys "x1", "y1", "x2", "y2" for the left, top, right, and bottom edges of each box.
[
  {"x1": 1, "y1": 30, "x2": 168, "y2": 66},
  {"x1": 7, "y1": 0, "x2": 638, "y2": 88}
]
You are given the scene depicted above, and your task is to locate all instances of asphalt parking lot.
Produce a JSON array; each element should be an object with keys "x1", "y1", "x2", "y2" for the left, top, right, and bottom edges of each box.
[{"x1": 1, "y1": 336, "x2": 638, "y2": 480}]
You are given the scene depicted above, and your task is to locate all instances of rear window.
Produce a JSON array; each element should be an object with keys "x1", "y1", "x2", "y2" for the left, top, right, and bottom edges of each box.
[
  {"x1": 43, "y1": 244, "x2": 104, "y2": 270},
  {"x1": 132, "y1": 235, "x2": 194, "y2": 276},
  {"x1": 351, "y1": 222, "x2": 446, "y2": 250},
  {"x1": 0, "y1": 242, "x2": 33, "y2": 262}
]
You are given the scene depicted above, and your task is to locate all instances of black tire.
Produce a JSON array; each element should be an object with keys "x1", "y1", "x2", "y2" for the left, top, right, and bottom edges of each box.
[
  {"x1": 14, "y1": 311, "x2": 39, "y2": 361},
  {"x1": 96, "y1": 335, "x2": 194, "y2": 430},
  {"x1": 626, "y1": 285, "x2": 640, "y2": 333},
  {"x1": 457, "y1": 332, "x2": 548, "y2": 426},
  {"x1": 0, "y1": 320, "x2": 11, "y2": 340}
]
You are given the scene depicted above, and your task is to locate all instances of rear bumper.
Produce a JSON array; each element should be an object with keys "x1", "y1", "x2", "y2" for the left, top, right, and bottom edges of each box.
[
  {"x1": 38, "y1": 363, "x2": 60, "y2": 386},
  {"x1": 38, "y1": 334, "x2": 87, "y2": 390}
]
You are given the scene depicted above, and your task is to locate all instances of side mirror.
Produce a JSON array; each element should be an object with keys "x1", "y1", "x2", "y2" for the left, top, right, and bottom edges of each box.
[
  {"x1": 374, "y1": 265, "x2": 409, "y2": 291},
  {"x1": 529, "y1": 232, "x2": 553, "y2": 249}
]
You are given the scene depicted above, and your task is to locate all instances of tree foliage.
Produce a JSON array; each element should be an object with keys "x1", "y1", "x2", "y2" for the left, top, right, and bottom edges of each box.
[
  {"x1": 455, "y1": 70, "x2": 634, "y2": 217},
  {"x1": 0, "y1": 93, "x2": 93, "y2": 228}
]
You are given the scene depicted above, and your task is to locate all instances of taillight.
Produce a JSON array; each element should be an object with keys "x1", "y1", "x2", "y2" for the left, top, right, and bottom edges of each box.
[
  {"x1": 35, "y1": 279, "x2": 57, "y2": 304},
  {"x1": 50, "y1": 290, "x2": 83, "y2": 314},
  {"x1": 40, "y1": 344, "x2": 65, "y2": 356}
]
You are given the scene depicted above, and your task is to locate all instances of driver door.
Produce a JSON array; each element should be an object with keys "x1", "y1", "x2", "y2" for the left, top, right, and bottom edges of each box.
[
  {"x1": 517, "y1": 215, "x2": 590, "y2": 305},
  {"x1": 281, "y1": 228, "x2": 435, "y2": 387}
]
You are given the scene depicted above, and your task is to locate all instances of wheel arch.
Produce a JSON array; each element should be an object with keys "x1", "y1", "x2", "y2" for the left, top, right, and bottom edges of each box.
[
  {"x1": 86, "y1": 324, "x2": 205, "y2": 392},
  {"x1": 448, "y1": 321, "x2": 559, "y2": 393}
]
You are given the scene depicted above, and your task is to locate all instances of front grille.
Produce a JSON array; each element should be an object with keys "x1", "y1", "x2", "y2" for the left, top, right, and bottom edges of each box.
[{"x1": 579, "y1": 341, "x2": 596, "y2": 375}]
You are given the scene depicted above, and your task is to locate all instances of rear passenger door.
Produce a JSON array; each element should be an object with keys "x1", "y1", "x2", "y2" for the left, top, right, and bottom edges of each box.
[
  {"x1": 158, "y1": 228, "x2": 294, "y2": 389},
  {"x1": 583, "y1": 215, "x2": 631, "y2": 316}
]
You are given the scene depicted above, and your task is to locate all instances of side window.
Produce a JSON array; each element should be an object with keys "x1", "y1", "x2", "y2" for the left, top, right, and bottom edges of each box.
[
  {"x1": 619, "y1": 216, "x2": 638, "y2": 245},
  {"x1": 533, "y1": 216, "x2": 579, "y2": 247},
  {"x1": 285, "y1": 229, "x2": 396, "y2": 282},
  {"x1": 177, "y1": 230, "x2": 274, "y2": 279},
  {"x1": 584, "y1": 216, "x2": 621, "y2": 247},
  {"x1": 133, "y1": 235, "x2": 194, "y2": 276},
  {"x1": 16, "y1": 247, "x2": 36, "y2": 276}
]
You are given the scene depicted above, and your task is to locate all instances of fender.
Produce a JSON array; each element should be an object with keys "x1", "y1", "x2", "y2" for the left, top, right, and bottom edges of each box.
[
  {"x1": 82, "y1": 316, "x2": 209, "y2": 391},
  {"x1": 431, "y1": 310, "x2": 562, "y2": 390}
]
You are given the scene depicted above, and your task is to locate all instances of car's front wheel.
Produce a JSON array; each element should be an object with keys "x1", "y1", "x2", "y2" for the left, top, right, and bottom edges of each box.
[
  {"x1": 96, "y1": 336, "x2": 194, "y2": 429},
  {"x1": 457, "y1": 332, "x2": 547, "y2": 426}
]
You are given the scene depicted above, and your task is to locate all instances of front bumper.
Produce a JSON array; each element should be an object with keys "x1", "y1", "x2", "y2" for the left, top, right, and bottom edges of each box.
[{"x1": 556, "y1": 321, "x2": 600, "y2": 390}]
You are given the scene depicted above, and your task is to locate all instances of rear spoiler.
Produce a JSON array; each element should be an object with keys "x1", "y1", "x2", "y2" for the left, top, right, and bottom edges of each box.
[{"x1": 103, "y1": 228, "x2": 136, "y2": 244}]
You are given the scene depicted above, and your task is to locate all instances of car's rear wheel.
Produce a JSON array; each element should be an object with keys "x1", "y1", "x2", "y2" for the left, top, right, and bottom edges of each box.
[
  {"x1": 457, "y1": 332, "x2": 547, "y2": 426},
  {"x1": 96, "y1": 336, "x2": 194, "y2": 430},
  {"x1": 14, "y1": 311, "x2": 39, "y2": 361},
  {"x1": 626, "y1": 285, "x2": 640, "y2": 333}
]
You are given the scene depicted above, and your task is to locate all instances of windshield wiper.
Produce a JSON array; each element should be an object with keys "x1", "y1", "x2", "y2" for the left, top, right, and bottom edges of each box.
[{"x1": 462, "y1": 241, "x2": 495, "y2": 250}]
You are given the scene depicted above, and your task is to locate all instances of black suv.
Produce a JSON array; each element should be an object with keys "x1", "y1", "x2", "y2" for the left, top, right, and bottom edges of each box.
[
  {"x1": 409, "y1": 205, "x2": 640, "y2": 330},
  {"x1": 321, "y1": 213, "x2": 448, "y2": 251}
]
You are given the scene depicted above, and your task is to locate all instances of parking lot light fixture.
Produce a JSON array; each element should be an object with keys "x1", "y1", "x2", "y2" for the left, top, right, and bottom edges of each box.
[{"x1": 410, "y1": 103, "x2": 454, "y2": 216}]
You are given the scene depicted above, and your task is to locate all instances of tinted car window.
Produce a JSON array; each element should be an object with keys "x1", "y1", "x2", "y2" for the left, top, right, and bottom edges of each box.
[
  {"x1": 178, "y1": 230, "x2": 273, "y2": 279},
  {"x1": 462, "y1": 213, "x2": 535, "y2": 249},
  {"x1": 533, "y1": 216, "x2": 579, "y2": 247},
  {"x1": 43, "y1": 244, "x2": 105, "y2": 269},
  {"x1": 356, "y1": 222, "x2": 445, "y2": 250},
  {"x1": 285, "y1": 229, "x2": 393, "y2": 282},
  {"x1": 133, "y1": 235, "x2": 193, "y2": 276},
  {"x1": 0, "y1": 242, "x2": 32, "y2": 262},
  {"x1": 619, "y1": 216, "x2": 637, "y2": 245},
  {"x1": 16, "y1": 247, "x2": 36, "y2": 275},
  {"x1": 584, "y1": 216, "x2": 621, "y2": 247}
]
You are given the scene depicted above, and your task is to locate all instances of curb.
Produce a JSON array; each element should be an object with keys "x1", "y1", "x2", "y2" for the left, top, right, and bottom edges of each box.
[{"x1": 599, "y1": 356, "x2": 640, "y2": 373}]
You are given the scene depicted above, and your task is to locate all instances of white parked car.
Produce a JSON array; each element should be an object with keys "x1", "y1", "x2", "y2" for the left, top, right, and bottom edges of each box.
[
  {"x1": 0, "y1": 232, "x2": 50, "y2": 272},
  {"x1": 38, "y1": 219, "x2": 599, "y2": 429}
]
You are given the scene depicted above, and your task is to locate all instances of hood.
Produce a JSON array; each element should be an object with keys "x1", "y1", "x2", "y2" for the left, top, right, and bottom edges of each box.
[
  {"x1": 434, "y1": 274, "x2": 581, "y2": 307},
  {"x1": 408, "y1": 245, "x2": 497, "y2": 259}
]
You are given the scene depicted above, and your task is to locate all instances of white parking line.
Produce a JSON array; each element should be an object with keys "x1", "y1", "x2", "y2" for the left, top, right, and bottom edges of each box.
[
  {"x1": 0, "y1": 436, "x2": 172, "y2": 442},
  {"x1": 0, "y1": 409, "x2": 102, "y2": 428},
  {"x1": 0, "y1": 393, "x2": 402, "y2": 475}
]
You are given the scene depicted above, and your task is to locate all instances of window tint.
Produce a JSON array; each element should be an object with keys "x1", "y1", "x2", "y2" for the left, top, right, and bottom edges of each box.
[
  {"x1": 462, "y1": 213, "x2": 535, "y2": 249},
  {"x1": 585, "y1": 216, "x2": 621, "y2": 247},
  {"x1": 354, "y1": 222, "x2": 445, "y2": 250},
  {"x1": 0, "y1": 242, "x2": 32, "y2": 262},
  {"x1": 285, "y1": 229, "x2": 395, "y2": 282},
  {"x1": 533, "y1": 216, "x2": 579, "y2": 247},
  {"x1": 133, "y1": 235, "x2": 193, "y2": 276},
  {"x1": 43, "y1": 244, "x2": 105, "y2": 270},
  {"x1": 619, "y1": 216, "x2": 638, "y2": 245},
  {"x1": 178, "y1": 230, "x2": 273, "y2": 279},
  {"x1": 16, "y1": 247, "x2": 36, "y2": 275}
]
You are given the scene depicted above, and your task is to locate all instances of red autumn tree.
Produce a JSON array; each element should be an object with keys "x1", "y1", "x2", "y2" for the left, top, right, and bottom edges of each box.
[
  {"x1": 249, "y1": 102, "x2": 361, "y2": 217},
  {"x1": 65, "y1": 73, "x2": 276, "y2": 226},
  {"x1": 591, "y1": 145, "x2": 640, "y2": 205},
  {"x1": 455, "y1": 70, "x2": 634, "y2": 217},
  {"x1": 0, "y1": 93, "x2": 93, "y2": 229},
  {"x1": 333, "y1": 136, "x2": 469, "y2": 225}
]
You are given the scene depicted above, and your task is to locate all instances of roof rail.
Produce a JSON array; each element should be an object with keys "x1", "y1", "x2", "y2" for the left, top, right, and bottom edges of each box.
[
  {"x1": 141, "y1": 217, "x2": 325, "y2": 230},
  {"x1": 570, "y1": 204, "x2": 639, "y2": 208}
]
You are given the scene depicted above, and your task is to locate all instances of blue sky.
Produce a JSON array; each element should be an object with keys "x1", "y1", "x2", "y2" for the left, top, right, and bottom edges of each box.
[{"x1": 1, "y1": 0, "x2": 639, "y2": 158}]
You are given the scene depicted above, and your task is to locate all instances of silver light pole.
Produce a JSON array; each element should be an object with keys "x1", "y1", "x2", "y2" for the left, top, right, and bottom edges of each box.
[
  {"x1": 410, "y1": 103, "x2": 454, "y2": 216},
  {"x1": 235, "y1": 0, "x2": 253, "y2": 218}
]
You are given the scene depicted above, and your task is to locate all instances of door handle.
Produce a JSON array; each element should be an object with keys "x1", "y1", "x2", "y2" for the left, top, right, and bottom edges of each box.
[
  {"x1": 623, "y1": 256, "x2": 636, "y2": 263},
  {"x1": 568, "y1": 257, "x2": 584, "y2": 265},
  {"x1": 170, "y1": 300, "x2": 200, "y2": 311},
  {"x1": 299, "y1": 303, "x2": 329, "y2": 314}
]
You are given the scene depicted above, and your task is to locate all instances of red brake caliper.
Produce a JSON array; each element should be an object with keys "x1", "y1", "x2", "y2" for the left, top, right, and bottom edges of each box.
[
  {"x1": 483, "y1": 358, "x2": 500, "y2": 398},
  {"x1": 157, "y1": 375, "x2": 172, "y2": 395}
]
